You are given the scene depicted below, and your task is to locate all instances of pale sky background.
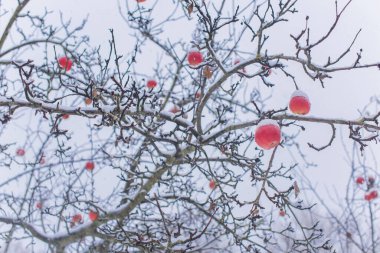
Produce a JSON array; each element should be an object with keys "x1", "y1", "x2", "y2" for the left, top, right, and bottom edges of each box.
[{"x1": 1, "y1": 0, "x2": 380, "y2": 251}]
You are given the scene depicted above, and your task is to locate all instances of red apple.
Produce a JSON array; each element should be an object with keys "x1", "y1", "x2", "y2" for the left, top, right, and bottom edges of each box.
[
  {"x1": 289, "y1": 90, "x2": 311, "y2": 115},
  {"x1": 356, "y1": 177, "x2": 365, "y2": 184},
  {"x1": 89, "y1": 211, "x2": 98, "y2": 222},
  {"x1": 254, "y1": 119, "x2": 281, "y2": 150},
  {"x1": 365, "y1": 190, "x2": 378, "y2": 201},
  {"x1": 146, "y1": 80, "x2": 157, "y2": 89},
  {"x1": 36, "y1": 202, "x2": 42, "y2": 209},
  {"x1": 369, "y1": 190, "x2": 378, "y2": 199},
  {"x1": 85, "y1": 161, "x2": 95, "y2": 171},
  {"x1": 136, "y1": 0, "x2": 146, "y2": 2},
  {"x1": 16, "y1": 148, "x2": 25, "y2": 156},
  {"x1": 85, "y1": 98, "x2": 92, "y2": 105},
  {"x1": 279, "y1": 210, "x2": 286, "y2": 217},
  {"x1": 195, "y1": 91, "x2": 201, "y2": 100},
  {"x1": 187, "y1": 51, "x2": 203, "y2": 66},
  {"x1": 209, "y1": 179, "x2": 216, "y2": 189},
  {"x1": 62, "y1": 114, "x2": 70, "y2": 119},
  {"x1": 72, "y1": 214, "x2": 83, "y2": 224},
  {"x1": 58, "y1": 56, "x2": 73, "y2": 72},
  {"x1": 169, "y1": 106, "x2": 181, "y2": 114}
]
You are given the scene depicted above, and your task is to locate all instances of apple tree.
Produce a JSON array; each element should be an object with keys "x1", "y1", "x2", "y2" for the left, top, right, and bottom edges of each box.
[{"x1": 0, "y1": 0, "x2": 379, "y2": 252}]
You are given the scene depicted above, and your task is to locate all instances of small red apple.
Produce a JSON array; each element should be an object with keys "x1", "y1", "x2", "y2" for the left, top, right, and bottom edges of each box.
[
  {"x1": 169, "y1": 106, "x2": 181, "y2": 114},
  {"x1": 365, "y1": 190, "x2": 378, "y2": 201},
  {"x1": 62, "y1": 114, "x2": 70, "y2": 119},
  {"x1": 36, "y1": 202, "x2": 42, "y2": 209},
  {"x1": 85, "y1": 98, "x2": 92, "y2": 105},
  {"x1": 279, "y1": 210, "x2": 286, "y2": 217},
  {"x1": 72, "y1": 214, "x2": 83, "y2": 224},
  {"x1": 187, "y1": 51, "x2": 203, "y2": 66},
  {"x1": 209, "y1": 179, "x2": 216, "y2": 189},
  {"x1": 58, "y1": 56, "x2": 73, "y2": 72},
  {"x1": 136, "y1": 0, "x2": 146, "y2": 2},
  {"x1": 146, "y1": 80, "x2": 157, "y2": 89},
  {"x1": 289, "y1": 90, "x2": 311, "y2": 115},
  {"x1": 89, "y1": 211, "x2": 98, "y2": 222},
  {"x1": 255, "y1": 119, "x2": 281, "y2": 150},
  {"x1": 85, "y1": 161, "x2": 95, "y2": 171},
  {"x1": 356, "y1": 177, "x2": 365, "y2": 184},
  {"x1": 369, "y1": 190, "x2": 378, "y2": 199},
  {"x1": 16, "y1": 148, "x2": 25, "y2": 156}
]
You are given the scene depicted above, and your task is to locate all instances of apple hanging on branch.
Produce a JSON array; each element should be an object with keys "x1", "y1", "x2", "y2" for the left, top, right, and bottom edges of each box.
[
  {"x1": 58, "y1": 56, "x2": 73, "y2": 72},
  {"x1": 146, "y1": 80, "x2": 158, "y2": 89},
  {"x1": 89, "y1": 211, "x2": 98, "y2": 222},
  {"x1": 254, "y1": 119, "x2": 282, "y2": 150},
  {"x1": 85, "y1": 161, "x2": 95, "y2": 171},
  {"x1": 289, "y1": 90, "x2": 311, "y2": 115},
  {"x1": 187, "y1": 51, "x2": 203, "y2": 67}
]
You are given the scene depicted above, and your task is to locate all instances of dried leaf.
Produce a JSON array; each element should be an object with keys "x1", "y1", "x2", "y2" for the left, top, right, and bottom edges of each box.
[
  {"x1": 92, "y1": 89, "x2": 99, "y2": 99},
  {"x1": 203, "y1": 66, "x2": 213, "y2": 79},
  {"x1": 208, "y1": 201, "x2": 216, "y2": 211},
  {"x1": 294, "y1": 181, "x2": 300, "y2": 198},
  {"x1": 187, "y1": 3, "x2": 193, "y2": 16}
]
